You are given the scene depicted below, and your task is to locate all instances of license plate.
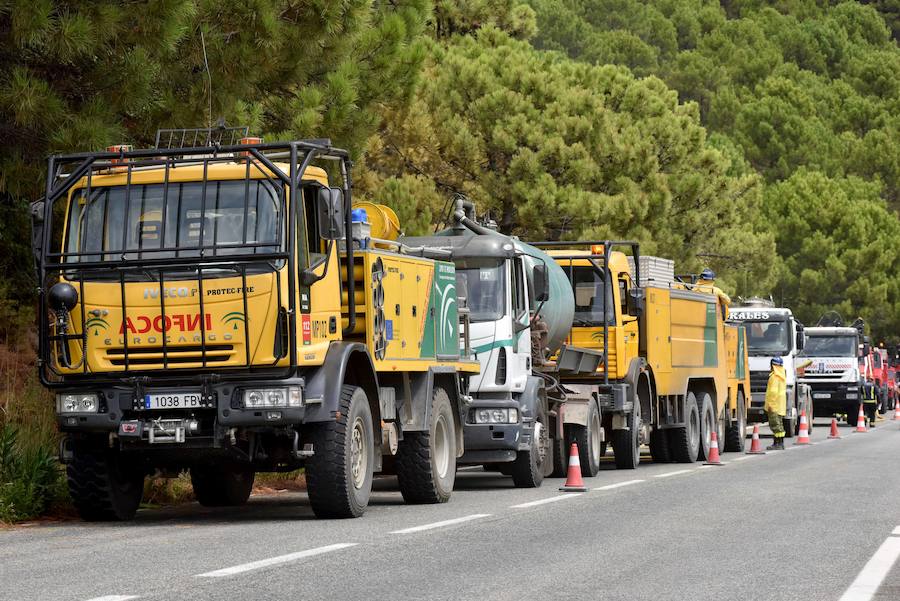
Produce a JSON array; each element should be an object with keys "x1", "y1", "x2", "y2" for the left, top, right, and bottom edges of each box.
[
  {"x1": 813, "y1": 393, "x2": 831, "y2": 399},
  {"x1": 144, "y1": 392, "x2": 203, "y2": 410}
]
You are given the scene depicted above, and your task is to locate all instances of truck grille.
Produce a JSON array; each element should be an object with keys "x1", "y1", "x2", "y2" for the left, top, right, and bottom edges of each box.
[
  {"x1": 750, "y1": 370, "x2": 769, "y2": 393},
  {"x1": 105, "y1": 344, "x2": 235, "y2": 366}
]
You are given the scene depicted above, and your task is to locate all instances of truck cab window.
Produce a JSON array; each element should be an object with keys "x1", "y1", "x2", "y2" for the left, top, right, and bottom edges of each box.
[{"x1": 512, "y1": 258, "x2": 526, "y2": 317}]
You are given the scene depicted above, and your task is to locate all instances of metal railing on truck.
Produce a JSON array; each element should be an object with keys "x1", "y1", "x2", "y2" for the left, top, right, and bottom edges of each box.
[
  {"x1": 530, "y1": 240, "x2": 641, "y2": 386},
  {"x1": 34, "y1": 137, "x2": 357, "y2": 388}
]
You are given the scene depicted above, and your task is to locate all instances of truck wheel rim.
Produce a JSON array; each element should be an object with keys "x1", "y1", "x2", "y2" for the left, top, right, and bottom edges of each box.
[
  {"x1": 591, "y1": 411, "x2": 602, "y2": 464},
  {"x1": 535, "y1": 421, "x2": 547, "y2": 465},
  {"x1": 350, "y1": 417, "x2": 367, "y2": 490},
  {"x1": 690, "y1": 407, "x2": 700, "y2": 452},
  {"x1": 434, "y1": 413, "x2": 450, "y2": 479},
  {"x1": 703, "y1": 407, "x2": 713, "y2": 451}
]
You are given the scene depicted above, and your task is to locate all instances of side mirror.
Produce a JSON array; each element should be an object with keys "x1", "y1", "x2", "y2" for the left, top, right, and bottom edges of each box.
[
  {"x1": 796, "y1": 324, "x2": 805, "y2": 351},
  {"x1": 532, "y1": 263, "x2": 549, "y2": 303},
  {"x1": 30, "y1": 199, "x2": 44, "y2": 275},
  {"x1": 317, "y1": 187, "x2": 345, "y2": 240},
  {"x1": 629, "y1": 288, "x2": 645, "y2": 317}
]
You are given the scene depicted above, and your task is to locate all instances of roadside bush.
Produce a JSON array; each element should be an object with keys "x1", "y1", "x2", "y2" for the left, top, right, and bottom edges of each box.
[{"x1": 0, "y1": 424, "x2": 62, "y2": 522}]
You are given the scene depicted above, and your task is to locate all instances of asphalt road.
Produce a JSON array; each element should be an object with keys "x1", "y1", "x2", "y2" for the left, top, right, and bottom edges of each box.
[{"x1": 3, "y1": 418, "x2": 900, "y2": 601}]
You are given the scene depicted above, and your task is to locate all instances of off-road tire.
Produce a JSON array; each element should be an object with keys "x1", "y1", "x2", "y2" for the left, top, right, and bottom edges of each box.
[
  {"x1": 612, "y1": 399, "x2": 641, "y2": 470},
  {"x1": 649, "y1": 429, "x2": 671, "y2": 463},
  {"x1": 669, "y1": 392, "x2": 700, "y2": 463},
  {"x1": 724, "y1": 392, "x2": 747, "y2": 453},
  {"x1": 190, "y1": 464, "x2": 255, "y2": 507},
  {"x1": 396, "y1": 387, "x2": 456, "y2": 504},
  {"x1": 304, "y1": 385, "x2": 374, "y2": 518},
  {"x1": 573, "y1": 401, "x2": 602, "y2": 478},
  {"x1": 511, "y1": 403, "x2": 548, "y2": 488},
  {"x1": 67, "y1": 442, "x2": 144, "y2": 522}
]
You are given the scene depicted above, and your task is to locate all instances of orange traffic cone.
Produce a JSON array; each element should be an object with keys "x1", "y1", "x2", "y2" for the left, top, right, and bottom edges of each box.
[
  {"x1": 704, "y1": 430, "x2": 724, "y2": 465},
  {"x1": 893, "y1": 401, "x2": 900, "y2": 421},
  {"x1": 559, "y1": 443, "x2": 588, "y2": 492},
  {"x1": 827, "y1": 418, "x2": 841, "y2": 439},
  {"x1": 855, "y1": 404, "x2": 867, "y2": 433},
  {"x1": 747, "y1": 424, "x2": 766, "y2": 454},
  {"x1": 794, "y1": 409, "x2": 810, "y2": 445}
]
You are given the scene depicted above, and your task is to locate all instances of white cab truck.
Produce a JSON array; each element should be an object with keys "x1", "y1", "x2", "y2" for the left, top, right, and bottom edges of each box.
[
  {"x1": 798, "y1": 326, "x2": 861, "y2": 425},
  {"x1": 400, "y1": 201, "x2": 576, "y2": 487},
  {"x1": 728, "y1": 301, "x2": 811, "y2": 437}
]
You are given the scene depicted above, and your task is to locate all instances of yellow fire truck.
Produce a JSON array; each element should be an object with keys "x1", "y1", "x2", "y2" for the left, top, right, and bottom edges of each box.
[
  {"x1": 534, "y1": 242, "x2": 750, "y2": 474},
  {"x1": 32, "y1": 128, "x2": 478, "y2": 521}
]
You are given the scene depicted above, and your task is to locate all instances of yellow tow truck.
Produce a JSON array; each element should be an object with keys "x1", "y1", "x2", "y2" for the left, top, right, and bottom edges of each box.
[
  {"x1": 32, "y1": 128, "x2": 478, "y2": 520},
  {"x1": 532, "y1": 242, "x2": 750, "y2": 473}
]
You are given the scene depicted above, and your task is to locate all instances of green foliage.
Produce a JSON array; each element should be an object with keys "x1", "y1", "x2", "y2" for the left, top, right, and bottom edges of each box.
[
  {"x1": 0, "y1": 424, "x2": 62, "y2": 523},
  {"x1": 0, "y1": 0, "x2": 431, "y2": 313},
  {"x1": 529, "y1": 0, "x2": 900, "y2": 203},
  {"x1": 763, "y1": 170, "x2": 900, "y2": 338},
  {"x1": 361, "y1": 29, "x2": 775, "y2": 293}
]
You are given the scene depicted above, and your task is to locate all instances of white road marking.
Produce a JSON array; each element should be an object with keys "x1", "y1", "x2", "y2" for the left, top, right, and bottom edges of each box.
[
  {"x1": 653, "y1": 469, "x2": 692, "y2": 478},
  {"x1": 390, "y1": 514, "x2": 491, "y2": 534},
  {"x1": 839, "y1": 533, "x2": 900, "y2": 601},
  {"x1": 196, "y1": 543, "x2": 357, "y2": 577},
  {"x1": 731, "y1": 455, "x2": 756, "y2": 461},
  {"x1": 510, "y1": 495, "x2": 582, "y2": 509},
  {"x1": 893, "y1": 526, "x2": 900, "y2": 536},
  {"x1": 84, "y1": 597, "x2": 139, "y2": 601},
  {"x1": 594, "y1": 479, "x2": 645, "y2": 491}
]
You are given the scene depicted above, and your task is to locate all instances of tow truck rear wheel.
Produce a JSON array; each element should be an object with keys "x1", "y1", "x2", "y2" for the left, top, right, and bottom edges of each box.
[
  {"x1": 67, "y1": 440, "x2": 144, "y2": 522},
  {"x1": 612, "y1": 399, "x2": 641, "y2": 470},
  {"x1": 304, "y1": 385, "x2": 374, "y2": 518},
  {"x1": 396, "y1": 386, "x2": 456, "y2": 504},
  {"x1": 511, "y1": 403, "x2": 549, "y2": 488},
  {"x1": 669, "y1": 392, "x2": 700, "y2": 463},
  {"x1": 696, "y1": 393, "x2": 716, "y2": 461},
  {"x1": 724, "y1": 391, "x2": 747, "y2": 453},
  {"x1": 190, "y1": 464, "x2": 254, "y2": 507}
]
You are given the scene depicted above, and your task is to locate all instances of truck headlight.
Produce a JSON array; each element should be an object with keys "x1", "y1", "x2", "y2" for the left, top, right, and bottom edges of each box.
[
  {"x1": 242, "y1": 386, "x2": 302, "y2": 408},
  {"x1": 57, "y1": 393, "x2": 99, "y2": 414},
  {"x1": 471, "y1": 408, "x2": 519, "y2": 424}
]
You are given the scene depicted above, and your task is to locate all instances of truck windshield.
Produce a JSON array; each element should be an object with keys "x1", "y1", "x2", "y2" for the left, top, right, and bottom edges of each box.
[
  {"x1": 561, "y1": 264, "x2": 614, "y2": 326},
  {"x1": 874, "y1": 352, "x2": 883, "y2": 368},
  {"x1": 742, "y1": 320, "x2": 790, "y2": 356},
  {"x1": 64, "y1": 180, "x2": 282, "y2": 268},
  {"x1": 802, "y1": 336, "x2": 857, "y2": 357},
  {"x1": 456, "y1": 265, "x2": 506, "y2": 322}
]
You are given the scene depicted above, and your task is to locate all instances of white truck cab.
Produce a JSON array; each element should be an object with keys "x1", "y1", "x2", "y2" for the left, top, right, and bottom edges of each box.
[
  {"x1": 798, "y1": 326, "x2": 861, "y2": 424},
  {"x1": 728, "y1": 302, "x2": 810, "y2": 437}
]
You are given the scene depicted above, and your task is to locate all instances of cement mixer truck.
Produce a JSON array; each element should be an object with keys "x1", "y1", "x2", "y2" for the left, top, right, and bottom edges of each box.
[{"x1": 400, "y1": 199, "x2": 580, "y2": 487}]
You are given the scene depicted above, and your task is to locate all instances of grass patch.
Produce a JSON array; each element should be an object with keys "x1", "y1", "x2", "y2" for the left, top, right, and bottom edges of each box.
[{"x1": 0, "y1": 345, "x2": 68, "y2": 523}]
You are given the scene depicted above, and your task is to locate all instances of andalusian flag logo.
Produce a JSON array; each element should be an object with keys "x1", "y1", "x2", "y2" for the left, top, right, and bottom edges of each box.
[
  {"x1": 222, "y1": 312, "x2": 247, "y2": 330},
  {"x1": 85, "y1": 317, "x2": 109, "y2": 336}
]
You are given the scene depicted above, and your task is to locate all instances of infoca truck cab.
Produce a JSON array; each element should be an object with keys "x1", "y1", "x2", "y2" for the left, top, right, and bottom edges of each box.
[
  {"x1": 798, "y1": 326, "x2": 861, "y2": 424},
  {"x1": 533, "y1": 242, "x2": 750, "y2": 474},
  {"x1": 400, "y1": 199, "x2": 574, "y2": 488},
  {"x1": 727, "y1": 300, "x2": 811, "y2": 436},
  {"x1": 32, "y1": 129, "x2": 478, "y2": 521}
]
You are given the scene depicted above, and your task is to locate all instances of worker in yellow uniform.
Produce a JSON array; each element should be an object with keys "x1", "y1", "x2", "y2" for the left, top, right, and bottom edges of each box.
[
  {"x1": 695, "y1": 268, "x2": 730, "y2": 319},
  {"x1": 764, "y1": 356, "x2": 787, "y2": 450}
]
